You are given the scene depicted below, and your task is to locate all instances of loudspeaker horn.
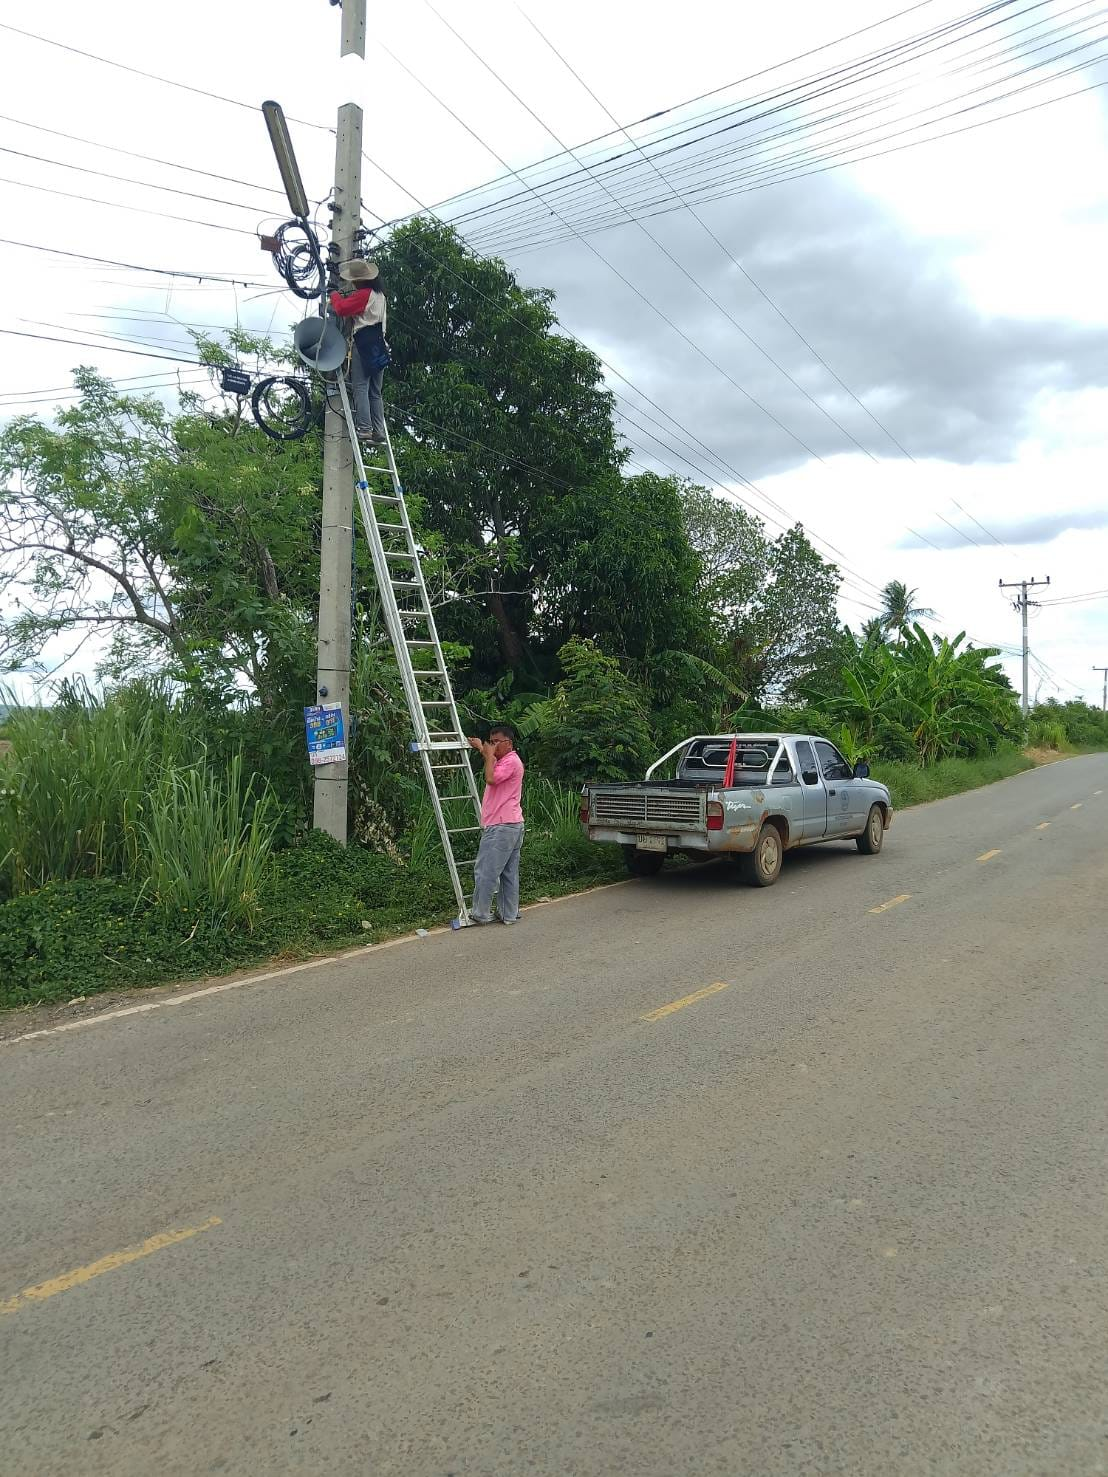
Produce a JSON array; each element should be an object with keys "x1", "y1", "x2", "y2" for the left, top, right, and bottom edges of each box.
[{"x1": 293, "y1": 315, "x2": 346, "y2": 372}]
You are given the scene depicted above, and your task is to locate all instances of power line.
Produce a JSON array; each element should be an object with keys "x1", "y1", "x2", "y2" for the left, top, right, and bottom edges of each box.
[
  {"x1": 382, "y1": 13, "x2": 833, "y2": 467},
  {"x1": 0, "y1": 143, "x2": 275, "y2": 214},
  {"x1": 0, "y1": 174, "x2": 265, "y2": 236},
  {"x1": 0, "y1": 237, "x2": 274, "y2": 288},
  {"x1": 514, "y1": 4, "x2": 911, "y2": 465},
  {"x1": 408, "y1": 0, "x2": 1006, "y2": 226},
  {"x1": 0, "y1": 21, "x2": 331, "y2": 131},
  {"x1": 0, "y1": 111, "x2": 287, "y2": 197},
  {"x1": 506, "y1": 65, "x2": 1108, "y2": 253},
  {"x1": 471, "y1": 12, "x2": 1105, "y2": 252},
  {"x1": 434, "y1": 0, "x2": 1037, "y2": 241}
]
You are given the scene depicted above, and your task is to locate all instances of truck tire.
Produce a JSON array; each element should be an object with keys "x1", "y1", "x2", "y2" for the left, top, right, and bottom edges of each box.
[
  {"x1": 856, "y1": 805, "x2": 885, "y2": 855},
  {"x1": 623, "y1": 846, "x2": 665, "y2": 877},
  {"x1": 741, "y1": 823, "x2": 783, "y2": 887}
]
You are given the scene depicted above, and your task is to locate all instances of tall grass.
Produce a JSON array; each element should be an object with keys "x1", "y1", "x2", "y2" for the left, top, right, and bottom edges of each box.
[
  {"x1": 0, "y1": 686, "x2": 280, "y2": 933},
  {"x1": 0, "y1": 688, "x2": 196, "y2": 894},
  {"x1": 140, "y1": 754, "x2": 279, "y2": 931}
]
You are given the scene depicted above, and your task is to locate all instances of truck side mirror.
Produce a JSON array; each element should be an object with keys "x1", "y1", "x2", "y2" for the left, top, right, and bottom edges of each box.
[
  {"x1": 852, "y1": 761, "x2": 870, "y2": 779},
  {"x1": 802, "y1": 768, "x2": 819, "y2": 786}
]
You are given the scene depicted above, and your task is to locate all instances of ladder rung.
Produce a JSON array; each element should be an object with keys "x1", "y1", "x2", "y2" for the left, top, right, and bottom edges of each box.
[
  {"x1": 377, "y1": 523, "x2": 405, "y2": 532},
  {"x1": 413, "y1": 668, "x2": 446, "y2": 678},
  {"x1": 430, "y1": 763, "x2": 466, "y2": 771},
  {"x1": 370, "y1": 493, "x2": 402, "y2": 503},
  {"x1": 360, "y1": 466, "x2": 393, "y2": 476},
  {"x1": 391, "y1": 579, "x2": 419, "y2": 589},
  {"x1": 398, "y1": 608, "x2": 429, "y2": 618},
  {"x1": 422, "y1": 700, "x2": 452, "y2": 707},
  {"x1": 448, "y1": 826, "x2": 481, "y2": 835},
  {"x1": 384, "y1": 550, "x2": 415, "y2": 559},
  {"x1": 406, "y1": 639, "x2": 435, "y2": 647}
]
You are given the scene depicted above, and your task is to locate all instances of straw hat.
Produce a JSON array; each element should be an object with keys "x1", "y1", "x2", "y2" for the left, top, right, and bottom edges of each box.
[{"x1": 339, "y1": 259, "x2": 379, "y2": 284}]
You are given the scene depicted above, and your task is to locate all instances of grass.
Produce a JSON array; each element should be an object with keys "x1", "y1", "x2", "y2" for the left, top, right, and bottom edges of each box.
[{"x1": 871, "y1": 746, "x2": 1035, "y2": 809}]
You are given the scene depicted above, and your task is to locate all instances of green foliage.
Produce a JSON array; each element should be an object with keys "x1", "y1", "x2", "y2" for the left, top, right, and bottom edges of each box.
[
  {"x1": 0, "y1": 683, "x2": 200, "y2": 895},
  {"x1": 680, "y1": 486, "x2": 843, "y2": 702},
  {"x1": 808, "y1": 625, "x2": 1022, "y2": 766},
  {"x1": 1027, "y1": 715, "x2": 1067, "y2": 750},
  {"x1": 1028, "y1": 699, "x2": 1108, "y2": 750},
  {"x1": 878, "y1": 580, "x2": 935, "y2": 640},
  {"x1": 531, "y1": 638, "x2": 653, "y2": 784},
  {"x1": 139, "y1": 754, "x2": 280, "y2": 932}
]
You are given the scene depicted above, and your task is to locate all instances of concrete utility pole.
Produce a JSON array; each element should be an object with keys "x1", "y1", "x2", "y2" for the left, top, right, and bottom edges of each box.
[
  {"x1": 999, "y1": 576, "x2": 1050, "y2": 716},
  {"x1": 313, "y1": 0, "x2": 366, "y2": 843},
  {"x1": 1094, "y1": 665, "x2": 1108, "y2": 712}
]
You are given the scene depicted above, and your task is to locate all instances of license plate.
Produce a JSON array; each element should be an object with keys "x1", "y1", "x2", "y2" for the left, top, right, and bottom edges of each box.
[{"x1": 635, "y1": 834, "x2": 667, "y2": 853}]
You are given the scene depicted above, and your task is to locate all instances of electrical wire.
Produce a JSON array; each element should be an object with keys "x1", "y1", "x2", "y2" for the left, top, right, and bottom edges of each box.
[
  {"x1": 0, "y1": 238, "x2": 274, "y2": 288},
  {"x1": 515, "y1": 2, "x2": 920, "y2": 465},
  {"x1": 0, "y1": 111, "x2": 287, "y2": 197},
  {"x1": 0, "y1": 144, "x2": 276, "y2": 214},
  {"x1": 465, "y1": 5, "x2": 1103, "y2": 250},
  {"x1": 0, "y1": 21, "x2": 331, "y2": 131},
  {"x1": 401, "y1": 0, "x2": 1002, "y2": 225},
  {"x1": 0, "y1": 175, "x2": 263, "y2": 237},
  {"x1": 430, "y1": 0, "x2": 1038, "y2": 239},
  {"x1": 380, "y1": 18, "x2": 832, "y2": 468}
]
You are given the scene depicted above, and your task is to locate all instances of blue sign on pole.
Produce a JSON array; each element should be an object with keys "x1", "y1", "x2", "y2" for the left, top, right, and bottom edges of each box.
[{"x1": 304, "y1": 702, "x2": 347, "y2": 766}]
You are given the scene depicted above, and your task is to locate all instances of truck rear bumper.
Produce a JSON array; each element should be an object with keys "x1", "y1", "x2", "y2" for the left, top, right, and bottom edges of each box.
[{"x1": 585, "y1": 826, "x2": 747, "y2": 854}]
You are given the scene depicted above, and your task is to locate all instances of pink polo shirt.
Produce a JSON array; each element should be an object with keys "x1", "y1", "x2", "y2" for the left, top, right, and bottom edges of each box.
[{"x1": 481, "y1": 750, "x2": 525, "y2": 827}]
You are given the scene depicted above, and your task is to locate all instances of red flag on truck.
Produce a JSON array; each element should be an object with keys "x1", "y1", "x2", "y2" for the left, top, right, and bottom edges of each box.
[{"x1": 722, "y1": 735, "x2": 738, "y2": 788}]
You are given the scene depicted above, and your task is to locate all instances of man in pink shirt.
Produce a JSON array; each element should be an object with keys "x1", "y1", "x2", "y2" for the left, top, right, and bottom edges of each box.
[{"x1": 465, "y1": 724, "x2": 525, "y2": 925}]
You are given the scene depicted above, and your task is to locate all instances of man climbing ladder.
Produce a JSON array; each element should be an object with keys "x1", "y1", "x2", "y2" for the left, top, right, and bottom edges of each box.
[{"x1": 330, "y1": 259, "x2": 388, "y2": 443}]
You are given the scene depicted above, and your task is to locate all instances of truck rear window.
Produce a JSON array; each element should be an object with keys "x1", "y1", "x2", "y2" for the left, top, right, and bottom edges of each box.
[{"x1": 682, "y1": 741, "x2": 793, "y2": 785}]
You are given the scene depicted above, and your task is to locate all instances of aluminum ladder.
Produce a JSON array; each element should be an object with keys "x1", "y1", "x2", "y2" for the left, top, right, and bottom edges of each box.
[{"x1": 333, "y1": 373, "x2": 483, "y2": 925}]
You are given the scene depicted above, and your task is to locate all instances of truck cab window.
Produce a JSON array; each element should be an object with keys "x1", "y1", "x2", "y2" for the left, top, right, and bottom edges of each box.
[{"x1": 814, "y1": 741, "x2": 852, "y2": 783}]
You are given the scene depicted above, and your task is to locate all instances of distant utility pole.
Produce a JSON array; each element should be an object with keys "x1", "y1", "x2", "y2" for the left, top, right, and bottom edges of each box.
[
  {"x1": 313, "y1": 0, "x2": 366, "y2": 844},
  {"x1": 999, "y1": 576, "x2": 1050, "y2": 716},
  {"x1": 1094, "y1": 665, "x2": 1108, "y2": 712}
]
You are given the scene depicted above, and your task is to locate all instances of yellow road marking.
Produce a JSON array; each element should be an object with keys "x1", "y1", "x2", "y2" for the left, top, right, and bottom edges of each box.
[
  {"x1": 1035, "y1": 822, "x2": 1050, "y2": 830},
  {"x1": 1071, "y1": 803, "x2": 1083, "y2": 810},
  {"x1": 868, "y1": 893, "x2": 911, "y2": 915},
  {"x1": 977, "y1": 849, "x2": 1001, "y2": 862},
  {"x1": 641, "y1": 981, "x2": 729, "y2": 1021},
  {"x1": 0, "y1": 1217, "x2": 221, "y2": 1317}
]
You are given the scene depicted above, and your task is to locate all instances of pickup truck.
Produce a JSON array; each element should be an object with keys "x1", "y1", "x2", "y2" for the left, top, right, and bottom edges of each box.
[{"x1": 579, "y1": 733, "x2": 892, "y2": 887}]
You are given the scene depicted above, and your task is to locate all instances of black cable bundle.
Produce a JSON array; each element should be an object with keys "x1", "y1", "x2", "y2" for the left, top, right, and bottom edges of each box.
[{"x1": 272, "y1": 219, "x2": 325, "y2": 300}]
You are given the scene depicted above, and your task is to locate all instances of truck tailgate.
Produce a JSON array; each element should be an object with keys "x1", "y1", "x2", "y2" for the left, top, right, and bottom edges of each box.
[{"x1": 590, "y1": 787, "x2": 706, "y2": 830}]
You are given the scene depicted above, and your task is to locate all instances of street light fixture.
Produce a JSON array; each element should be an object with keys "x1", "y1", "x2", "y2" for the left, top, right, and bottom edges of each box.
[{"x1": 261, "y1": 99, "x2": 310, "y2": 220}]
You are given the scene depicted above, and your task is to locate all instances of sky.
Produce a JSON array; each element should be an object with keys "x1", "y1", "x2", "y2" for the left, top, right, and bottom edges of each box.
[{"x1": 0, "y1": 0, "x2": 1106, "y2": 704}]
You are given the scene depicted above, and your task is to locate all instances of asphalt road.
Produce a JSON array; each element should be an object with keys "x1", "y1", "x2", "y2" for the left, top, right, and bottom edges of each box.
[{"x1": 2, "y1": 756, "x2": 1107, "y2": 1477}]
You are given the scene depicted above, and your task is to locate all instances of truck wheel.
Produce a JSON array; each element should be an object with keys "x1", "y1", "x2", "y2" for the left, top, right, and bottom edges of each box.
[
  {"x1": 741, "y1": 824, "x2": 783, "y2": 887},
  {"x1": 623, "y1": 846, "x2": 665, "y2": 877},
  {"x1": 856, "y1": 805, "x2": 885, "y2": 855}
]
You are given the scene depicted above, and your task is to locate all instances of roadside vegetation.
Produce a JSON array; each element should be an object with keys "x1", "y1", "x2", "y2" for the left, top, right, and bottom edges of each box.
[{"x1": 2, "y1": 219, "x2": 1106, "y2": 1011}]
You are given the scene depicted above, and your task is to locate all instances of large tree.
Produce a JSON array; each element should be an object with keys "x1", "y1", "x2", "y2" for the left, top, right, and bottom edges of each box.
[
  {"x1": 680, "y1": 485, "x2": 843, "y2": 701},
  {"x1": 377, "y1": 218, "x2": 630, "y2": 683}
]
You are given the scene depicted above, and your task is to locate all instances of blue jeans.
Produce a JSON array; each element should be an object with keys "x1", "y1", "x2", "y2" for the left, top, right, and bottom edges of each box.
[
  {"x1": 471, "y1": 822, "x2": 524, "y2": 923},
  {"x1": 351, "y1": 350, "x2": 385, "y2": 437}
]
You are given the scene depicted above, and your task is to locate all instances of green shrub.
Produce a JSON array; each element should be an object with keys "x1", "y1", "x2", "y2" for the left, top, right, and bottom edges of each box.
[
  {"x1": 140, "y1": 755, "x2": 280, "y2": 932},
  {"x1": 531, "y1": 638, "x2": 652, "y2": 784},
  {"x1": 1027, "y1": 716, "x2": 1067, "y2": 750}
]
